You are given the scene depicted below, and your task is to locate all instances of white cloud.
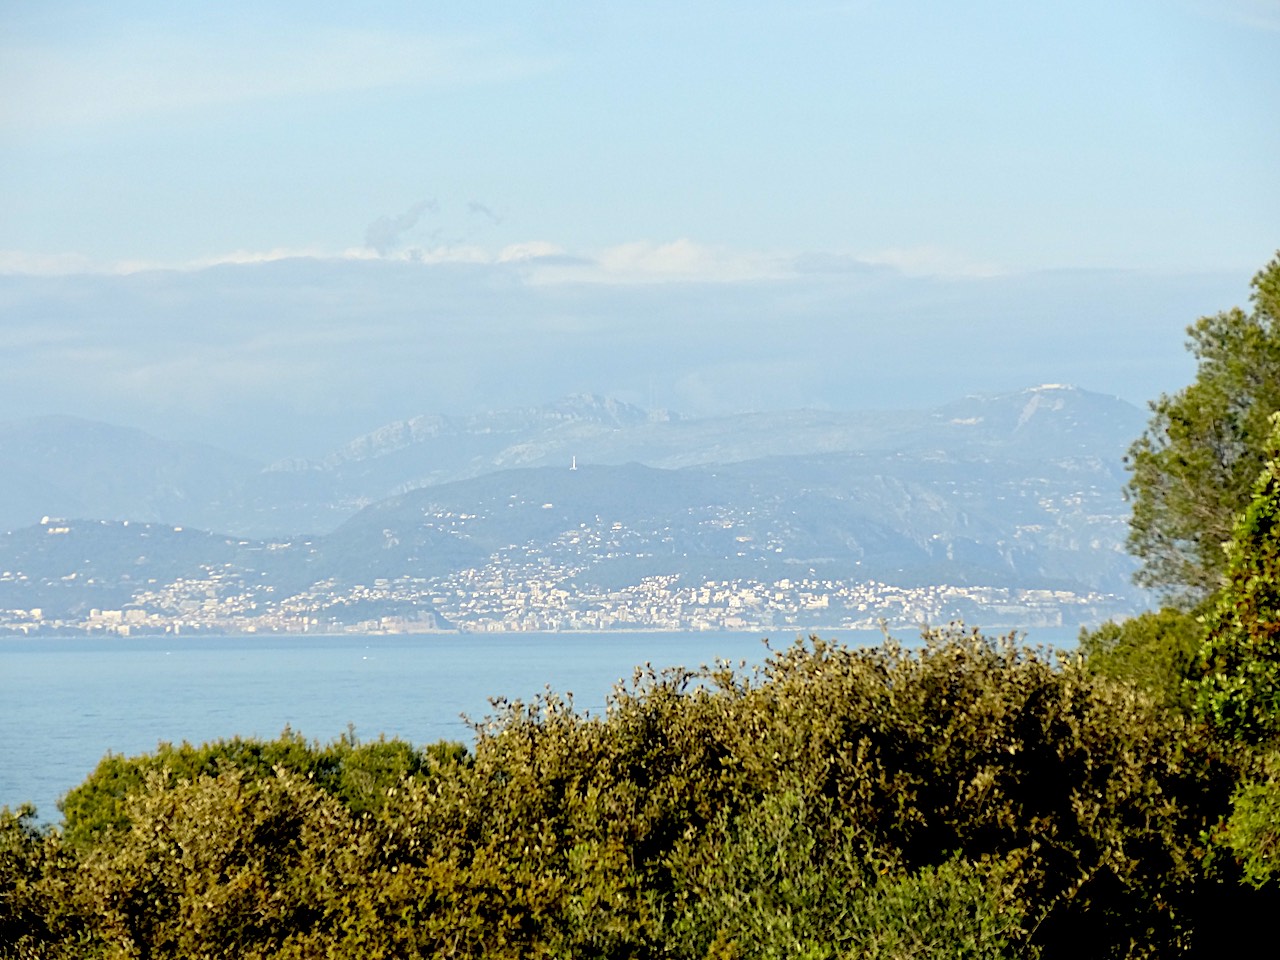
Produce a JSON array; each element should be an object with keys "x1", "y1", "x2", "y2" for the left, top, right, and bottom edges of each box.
[
  {"x1": 0, "y1": 26, "x2": 552, "y2": 132},
  {"x1": 524, "y1": 241, "x2": 1003, "y2": 285},
  {"x1": 858, "y1": 246, "x2": 1007, "y2": 279},
  {"x1": 0, "y1": 238, "x2": 1008, "y2": 283},
  {"x1": 183, "y1": 247, "x2": 335, "y2": 269},
  {"x1": 497, "y1": 241, "x2": 565, "y2": 262},
  {"x1": 0, "y1": 250, "x2": 101, "y2": 276},
  {"x1": 0, "y1": 246, "x2": 339, "y2": 276},
  {"x1": 524, "y1": 239, "x2": 797, "y2": 285}
]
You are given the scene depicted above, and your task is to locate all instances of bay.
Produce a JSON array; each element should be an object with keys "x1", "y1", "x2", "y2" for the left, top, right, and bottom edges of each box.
[{"x1": 1, "y1": 625, "x2": 1079, "y2": 821}]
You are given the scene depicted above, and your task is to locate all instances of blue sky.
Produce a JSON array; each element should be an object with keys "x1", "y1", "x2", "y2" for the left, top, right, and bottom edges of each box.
[
  {"x1": 0, "y1": 2, "x2": 1276, "y2": 455},
  {"x1": 3, "y1": 0, "x2": 1276, "y2": 275}
]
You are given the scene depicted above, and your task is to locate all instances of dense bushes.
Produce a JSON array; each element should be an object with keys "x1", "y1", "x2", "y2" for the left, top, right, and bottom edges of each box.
[
  {"x1": 58, "y1": 727, "x2": 468, "y2": 849},
  {"x1": 1077, "y1": 607, "x2": 1204, "y2": 712},
  {"x1": 1, "y1": 628, "x2": 1260, "y2": 959}
]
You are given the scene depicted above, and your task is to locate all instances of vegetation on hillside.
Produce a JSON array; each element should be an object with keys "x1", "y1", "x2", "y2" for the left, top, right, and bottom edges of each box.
[{"x1": 4, "y1": 251, "x2": 1280, "y2": 958}]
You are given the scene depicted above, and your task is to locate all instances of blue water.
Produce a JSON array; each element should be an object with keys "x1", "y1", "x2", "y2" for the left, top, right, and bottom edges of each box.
[{"x1": 0, "y1": 625, "x2": 1078, "y2": 822}]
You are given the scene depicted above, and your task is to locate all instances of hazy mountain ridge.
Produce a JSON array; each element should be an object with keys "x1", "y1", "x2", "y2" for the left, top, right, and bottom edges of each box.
[
  {"x1": 297, "y1": 394, "x2": 663, "y2": 470},
  {"x1": 0, "y1": 385, "x2": 1148, "y2": 630},
  {"x1": 0, "y1": 416, "x2": 259, "y2": 537},
  {"x1": 248, "y1": 384, "x2": 1145, "y2": 539},
  {"x1": 0, "y1": 385, "x2": 1144, "y2": 541},
  {"x1": 0, "y1": 259, "x2": 1236, "y2": 464}
]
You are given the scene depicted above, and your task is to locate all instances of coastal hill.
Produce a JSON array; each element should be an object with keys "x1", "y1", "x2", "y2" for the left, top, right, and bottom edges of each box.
[
  {"x1": 0, "y1": 384, "x2": 1144, "y2": 539},
  {"x1": 0, "y1": 386, "x2": 1149, "y2": 632}
]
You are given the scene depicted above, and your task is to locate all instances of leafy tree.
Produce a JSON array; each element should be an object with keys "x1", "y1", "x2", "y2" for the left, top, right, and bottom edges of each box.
[
  {"x1": 58, "y1": 727, "x2": 466, "y2": 849},
  {"x1": 1126, "y1": 251, "x2": 1280, "y2": 605},
  {"x1": 0, "y1": 805, "x2": 53, "y2": 952},
  {"x1": 1192, "y1": 414, "x2": 1280, "y2": 744},
  {"x1": 1078, "y1": 607, "x2": 1204, "y2": 712},
  {"x1": 1214, "y1": 750, "x2": 1280, "y2": 890}
]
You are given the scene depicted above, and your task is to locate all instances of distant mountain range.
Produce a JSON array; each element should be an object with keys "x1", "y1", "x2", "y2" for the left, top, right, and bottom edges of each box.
[
  {"x1": 0, "y1": 385, "x2": 1151, "y2": 630},
  {"x1": 0, "y1": 384, "x2": 1145, "y2": 535},
  {"x1": 0, "y1": 416, "x2": 257, "y2": 537}
]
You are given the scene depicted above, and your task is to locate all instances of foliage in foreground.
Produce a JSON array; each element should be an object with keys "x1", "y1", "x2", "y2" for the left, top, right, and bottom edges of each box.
[
  {"x1": 2, "y1": 627, "x2": 1266, "y2": 959},
  {"x1": 1078, "y1": 606, "x2": 1204, "y2": 712},
  {"x1": 1191, "y1": 414, "x2": 1280, "y2": 745},
  {"x1": 56, "y1": 726, "x2": 467, "y2": 850},
  {"x1": 1084, "y1": 405, "x2": 1280, "y2": 906},
  {"x1": 1125, "y1": 250, "x2": 1280, "y2": 605},
  {"x1": 1077, "y1": 253, "x2": 1280, "y2": 922}
]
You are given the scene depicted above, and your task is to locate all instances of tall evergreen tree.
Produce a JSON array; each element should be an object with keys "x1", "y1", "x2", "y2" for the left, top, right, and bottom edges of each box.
[{"x1": 1126, "y1": 253, "x2": 1280, "y2": 605}]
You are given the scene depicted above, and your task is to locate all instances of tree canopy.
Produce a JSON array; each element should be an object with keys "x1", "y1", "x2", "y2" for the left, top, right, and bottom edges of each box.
[
  {"x1": 1192, "y1": 414, "x2": 1280, "y2": 743},
  {"x1": 0, "y1": 631, "x2": 1253, "y2": 959},
  {"x1": 1126, "y1": 252, "x2": 1280, "y2": 605}
]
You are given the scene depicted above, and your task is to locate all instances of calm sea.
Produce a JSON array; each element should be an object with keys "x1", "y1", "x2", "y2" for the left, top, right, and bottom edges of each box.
[{"x1": 1, "y1": 626, "x2": 1079, "y2": 822}]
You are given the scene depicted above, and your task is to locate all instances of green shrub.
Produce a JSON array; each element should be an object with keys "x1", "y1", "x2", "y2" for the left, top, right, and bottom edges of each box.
[
  {"x1": 1079, "y1": 607, "x2": 1204, "y2": 712},
  {"x1": 8, "y1": 630, "x2": 1249, "y2": 958},
  {"x1": 1192, "y1": 415, "x2": 1280, "y2": 744},
  {"x1": 1212, "y1": 749, "x2": 1280, "y2": 889},
  {"x1": 663, "y1": 789, "x2": 1031, "y2": 959},
  {"x1": 711, "y1": 629, "x2": 1232, "y2": 958},
  {"x1": 1, "y1": 805, "x2": 56, "y2": 957},
  {"x1": 67, "y1": 767, "x2": 371, "y2": 959},
  {"x1": 58, "y1": 727, "x2": 466, "y2": 848}
]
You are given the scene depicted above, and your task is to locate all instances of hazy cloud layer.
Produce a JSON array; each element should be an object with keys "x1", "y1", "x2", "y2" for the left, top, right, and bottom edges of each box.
[{"x1": 0, "y1": 257, "x2": 1238, "y2": 460}]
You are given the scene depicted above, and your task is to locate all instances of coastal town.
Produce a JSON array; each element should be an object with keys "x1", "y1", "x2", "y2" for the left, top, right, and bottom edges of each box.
[{"x1": 0, "y1": 561, "x2": 1127, "y2": 637}]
